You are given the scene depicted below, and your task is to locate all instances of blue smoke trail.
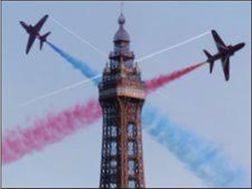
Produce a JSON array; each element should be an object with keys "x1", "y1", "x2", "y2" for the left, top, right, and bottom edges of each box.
[
  {"x1": 46, "y1": 42, "x2": 248, "y2": 187},
  {"x1": 46, "y1": 41, "x2": 101, "y2": 85},
  {"x1": 142, "y1": 104, "x2": 249, "y2": 187}
]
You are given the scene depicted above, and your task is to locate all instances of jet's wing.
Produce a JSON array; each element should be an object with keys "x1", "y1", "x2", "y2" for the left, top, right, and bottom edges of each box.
[
  {"x1": 33, "y1": 15, "x2": 49, "y2": 33},
  {"x1": 20, "y1": 21, "x2": 29, "y2": 31},
  {"x1": 212, "y1": 30, "x2": 227, "y2": 52},
  {"x1": 221, "y1": 55, "x2": 230, "y2": 81},
  {"x1": 26, "y1": 34, "x2": 36, "y2": 54}
]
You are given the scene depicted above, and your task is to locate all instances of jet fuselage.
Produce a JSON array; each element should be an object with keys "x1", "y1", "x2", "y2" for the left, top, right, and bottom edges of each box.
[
  {"x1": 20, "y1": 21, "x2": 41, "y2": 37},
  {"x1": 19, "y1": 15, "x2": 50, "y2": 54},
  {"x1": 207, "y1": 42, "x2": 245, "y2": 63}
]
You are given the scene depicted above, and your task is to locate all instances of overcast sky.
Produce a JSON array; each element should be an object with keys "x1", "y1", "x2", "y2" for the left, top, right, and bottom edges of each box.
[{"x1": 2, "y1": 1, "x2": 251, "y2": 188}]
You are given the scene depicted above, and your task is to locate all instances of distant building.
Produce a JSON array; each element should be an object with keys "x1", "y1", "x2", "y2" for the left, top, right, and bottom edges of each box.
[{"x1": 98, "y1": 13, "x2": 146, "y2": 188}]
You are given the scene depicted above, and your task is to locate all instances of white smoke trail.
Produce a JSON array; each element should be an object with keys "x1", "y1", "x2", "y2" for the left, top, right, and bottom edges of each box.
[
  {"x1": 19, "y1": 31, "x2": 209, "y2": 107},
  {"x1": 136, "y1": 31, "x2": 210, "y2": 63},
  {"x1": 19, "y1": 74, "x2": 101, "y2": 107},
  {"x1": 50, "y1": 16, "x2": 107, "y2": 58},
  {"x1": 51, "y1": 16, "x2": 209, "y2": 64}
]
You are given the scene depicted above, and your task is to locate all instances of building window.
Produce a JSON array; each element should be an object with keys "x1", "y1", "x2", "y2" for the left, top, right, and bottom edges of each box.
[
  {"x1": 128, "y1": 123, "x2": 135, "y2": 138},
  {"x1": 111, "y1": 126, "x2": 117, "y2": 137},
  {"x1": 125, "y1": 60, "x2": 133, "y2": 68},
  {"x1": 111, "y1": 142, "x2": 117, "y2": 156},
  {"x1": 128, "y1": 141, "x2": 136, "y2": 156},
  {"x1": 109, "y1": 183, "x2": 117, "y2": 188},
  {"x1": 110, "y1": 160, "x2": 117, "y2": 168},
  {"x1": 128, "y1": 160, "x2": 136, "y2": 175},
  {"x1": 110, "y1": 168, "x2": 117, "y2": 175},
  {"x1": 111, "y1": 60, "x2": 118, "y2": 69},
  {"x1": 128, "y1": 180, "x2": 136, "y2": 188}
]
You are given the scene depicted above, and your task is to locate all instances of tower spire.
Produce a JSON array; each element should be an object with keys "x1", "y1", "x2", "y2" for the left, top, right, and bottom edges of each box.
[
  {"x1": 111, "y1": 11, "x2": 135, "y2": 67},
  {"x1": 120, "y1": 1, "x2": 124, "y2": 15}
]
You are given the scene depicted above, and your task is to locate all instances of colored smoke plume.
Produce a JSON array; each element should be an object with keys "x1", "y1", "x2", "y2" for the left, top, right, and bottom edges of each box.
[
  {"x1": 2, "y1": 99, "x2": 101, "y2": 164},
  {"x1": 142, "y1": 104, "x2": 249, "y2": 187},
  {"x1": 46, "y1": 41, "x2": 101, "y2": 85},
  {"x1": 146, "y1": 62, "x2": 206, "y2": 92},
  {"x1": 3, "y1": 100, "x2": 248, "y2": 187}
]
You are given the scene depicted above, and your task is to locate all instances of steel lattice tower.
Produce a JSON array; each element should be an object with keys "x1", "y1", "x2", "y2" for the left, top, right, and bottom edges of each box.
[{"x1": 98, "y1": 14, "x2": 146, "y2": 188}]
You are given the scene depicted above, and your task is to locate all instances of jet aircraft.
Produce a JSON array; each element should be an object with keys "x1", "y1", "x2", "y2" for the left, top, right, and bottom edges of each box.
[
  {"x1": 20, "y1": 14, "x2": 51, "y2": 54},
  {"x1": 203, "y1": 30, "x2": 245, "y2": 81}
]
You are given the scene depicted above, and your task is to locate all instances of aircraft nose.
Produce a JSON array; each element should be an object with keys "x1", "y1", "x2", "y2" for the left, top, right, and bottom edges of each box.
[
  {"x1": 19, "y1": 21, "x2": 25, "y2": 26},
  {"x1": 240, "y1": 43, "x2": 245, "y2": 48},
  {"x1": 237, "y1": 42, "x2": 245, "y2": 50}
]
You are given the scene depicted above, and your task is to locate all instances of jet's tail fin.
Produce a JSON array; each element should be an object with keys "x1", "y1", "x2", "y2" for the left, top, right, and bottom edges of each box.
[
  {"x1": 203, "y1": 49, "x2": 214, "y2": 73},
  {"x1": 39, "y1": 31, "x2": 51, "y2": 50}
]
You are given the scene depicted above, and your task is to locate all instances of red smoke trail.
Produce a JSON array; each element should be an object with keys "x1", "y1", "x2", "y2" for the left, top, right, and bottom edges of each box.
[
  {"x1": 2, "y1": 99, "x2": 101, "y2": 165},
  {"x1": 146, "y1": 62, "x2": 206, "y2": 93},
  {"x1": 3, "y1": 62, "x2": 205, "y2": 165}
]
